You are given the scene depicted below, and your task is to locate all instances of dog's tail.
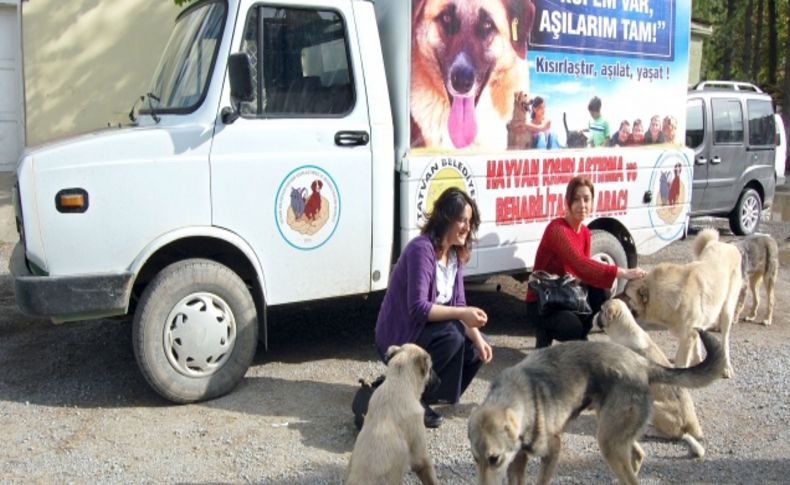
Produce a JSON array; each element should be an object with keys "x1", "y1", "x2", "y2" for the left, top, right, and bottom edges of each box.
[
  {"x1": 693, "y1": 228, "x2": 719, "y2": 258},
  {"x1": 682, "y1": 433, "x2": 705, "y2": 458},
  {"x1": 648, "y1": 330, "x2": 727, "y2": 386},
  {"x1": 765, "y1": 235, "x2": 779, "y2": 281}
]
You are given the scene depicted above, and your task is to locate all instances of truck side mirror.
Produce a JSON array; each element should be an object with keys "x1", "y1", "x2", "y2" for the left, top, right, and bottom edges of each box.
[
  {"x1": 222, "y1": 53, "x2": 254, "y2": 124},
  {"x1": 228, "y1": 53, "x2": 254, "y2": 102}
]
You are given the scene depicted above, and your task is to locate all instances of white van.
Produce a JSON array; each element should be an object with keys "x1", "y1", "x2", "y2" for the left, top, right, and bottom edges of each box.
[
  {"x1": 776, "y1": 113, "x2": 787, "y2": 185},
  {"x1": 11, "y1": 0, "x2": 695, "y2": 402}
]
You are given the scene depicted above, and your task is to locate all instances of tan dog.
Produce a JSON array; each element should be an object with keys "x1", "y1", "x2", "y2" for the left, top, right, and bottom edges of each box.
[
  {"x1": 410, "y1": 0, "x2": 535, "y2": 150},
  {"x1": 346, "y1": 344, "x2": 439, "y2": 485},
  {"x1": 621, "y1": 228, "x2": 741, "y2": 378},
  {"x1": 596, "y1": 299, "x2": 706, "y2": 457},
  {"x1": 468, "y1": 332, "x2": 725, "y2": 485},
  {"x1": 733, "y1": 234, "x2": 779, "y2": 326},
  {"x1": 506, "y1": 91, "x2": 532, "y2": 149}
]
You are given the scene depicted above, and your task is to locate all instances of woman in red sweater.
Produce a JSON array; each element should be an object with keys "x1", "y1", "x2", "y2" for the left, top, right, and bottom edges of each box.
[{"x1": 527, "y1": 176, "x2": 646, "y2": 348}]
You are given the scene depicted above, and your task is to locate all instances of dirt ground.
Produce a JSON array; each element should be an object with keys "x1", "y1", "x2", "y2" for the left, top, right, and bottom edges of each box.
[{"x1": 1, "y1": 216, "x2": 789, "y2": 484}]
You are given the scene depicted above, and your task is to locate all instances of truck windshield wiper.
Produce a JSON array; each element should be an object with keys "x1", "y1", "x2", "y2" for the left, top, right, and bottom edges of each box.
[
  {"x1": 128, "y1": 95, "x2": 145, "y2": 123},
  {"x1": 128, "y1": 93, "x2": 162, "y2": 124},
  {"x1": 145, "y1": 92, "x2": 161, "y2": 124}
]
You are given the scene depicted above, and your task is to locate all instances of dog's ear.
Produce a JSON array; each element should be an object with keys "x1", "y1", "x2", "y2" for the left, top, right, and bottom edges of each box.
[
  {"x1": 637, "y1": 285, "x2": 649, "y2": 305},
  {"x1": 506, "y1": 0, "x2": 536, "y2": 59},
  {"x1": 384, "y1": 345, "x2": 401, "y2": 364},
  {"x1": 504, "y1": 408, "x2": 520, "y2": 442},
  {"x1": 412, "y1": 0, "x2": 427, "y2": 25},
  {"x1": 418, "y1": 352, "x2": 430, "y2": 378}
]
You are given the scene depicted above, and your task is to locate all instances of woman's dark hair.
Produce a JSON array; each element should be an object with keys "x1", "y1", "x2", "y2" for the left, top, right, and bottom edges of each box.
[
  {"x1": 530, "y1": 96, "x2": 544, "y2": 120},
  {"x1": 565, "y1": 176, "x2": 595, "y2": 207},
  {"x1": 421, "y1": 187, "x2": 480, "y2": 262}
]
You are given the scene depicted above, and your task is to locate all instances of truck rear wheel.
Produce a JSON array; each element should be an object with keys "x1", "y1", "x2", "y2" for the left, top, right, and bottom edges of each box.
[
  {"x1": 133, "y1": 259, "x2": 258, "y2": 403},
  {"x1": 728, "y1": 188, "x2": 761, "y2": 236},
  {"x1": 590, "y1": 230, "x2": 628, "y2": 295}
]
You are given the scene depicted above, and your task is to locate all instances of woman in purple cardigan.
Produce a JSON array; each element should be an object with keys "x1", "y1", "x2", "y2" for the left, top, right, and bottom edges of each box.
[{"x1": 375, "y1": 187, "x2": 492, "y2": 428}]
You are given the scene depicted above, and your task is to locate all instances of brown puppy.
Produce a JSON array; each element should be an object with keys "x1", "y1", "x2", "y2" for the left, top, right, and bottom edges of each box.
[
  {"x1": 733, "y1": 234, "x2": 779, "y2": 326},
  {"x1": 621, "y1": 229, "x2": 741, "y2": 378},
  {"x1": 506, "y1": 91, "x2": 532, "y2": 149},
  {"x1": 345, "y1": 344, "x2": 439, "y2": 485},
  {"x1": 411, "y1": 0, "x2": 535, "y2": 150},
  {"x1": 596, "y1": 299, "x2": 706, "y2": 457}
]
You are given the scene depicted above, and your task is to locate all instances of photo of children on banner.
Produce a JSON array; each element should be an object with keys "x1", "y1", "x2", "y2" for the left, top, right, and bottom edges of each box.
[
  {"x1": 610, "y1": 120, "x2": 631, "y2": 147},
  {"x1": 587, "y1": 96, "x2": 610, "y2": 147},
  {"x1": 662, "y1": 115, "x2": 678, "y2": 144},
  {"x1": 528, "y1": 96, "x2": 562, "y2": 149},
  {"x1": 629, "y1": 118, "x2": 645, "y2": 145},
  {"x1": 644, "y1": 114, "x2": 665, "y2": 144}
]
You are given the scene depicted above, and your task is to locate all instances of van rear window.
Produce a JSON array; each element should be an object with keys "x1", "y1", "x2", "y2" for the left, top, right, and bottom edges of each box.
[
  {"x1": 747, "y1": 99, "x2": 775, "y2": 146},
  {"x1": 712, "y1": 99, "x2": 744, "y2": 144}
]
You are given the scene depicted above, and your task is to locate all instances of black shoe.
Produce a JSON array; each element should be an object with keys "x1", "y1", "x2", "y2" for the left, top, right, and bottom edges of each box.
[{"x1": 422, "y1": 401, "x2": 443, "y2": 428}]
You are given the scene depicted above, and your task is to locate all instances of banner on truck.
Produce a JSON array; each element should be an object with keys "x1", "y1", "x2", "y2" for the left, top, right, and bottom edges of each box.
[{"x1": 408, "y1": 0, "x2": 690, "y2": 153}]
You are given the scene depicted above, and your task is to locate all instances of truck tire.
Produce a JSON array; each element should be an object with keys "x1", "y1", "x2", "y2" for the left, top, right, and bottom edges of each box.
[
  {"x1": 729, "y1": 188, "x2": 761, "y2": 236},
  {"x1": 132, "y1": 259, "x2": 258, "y2": 403},
  {"x1": 590, "y1": 230, "x2": 628, "y2": 295}
]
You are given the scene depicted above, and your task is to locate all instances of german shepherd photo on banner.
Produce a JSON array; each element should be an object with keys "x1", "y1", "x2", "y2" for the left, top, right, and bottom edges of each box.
[{"x1": 410, "y1": 0, "x2": 535, "y2": 150}]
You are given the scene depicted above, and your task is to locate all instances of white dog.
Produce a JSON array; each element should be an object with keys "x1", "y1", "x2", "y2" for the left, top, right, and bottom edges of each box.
[
  {"x1": 345, "y1": 344, "x2": 439, "y2": 485},
  {"x1": 621, "y1": 228, "x2": 741, "y2": 378}
]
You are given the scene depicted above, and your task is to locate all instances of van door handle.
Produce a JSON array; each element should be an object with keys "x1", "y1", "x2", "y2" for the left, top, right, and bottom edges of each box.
[
  {"x1": 695, "y1": 156, "x2": 707, "y2": 165},
  {"x1": 335, "y1": 131, "x2": 370, "y2": 146},
  {"x1": 710, "y1": 156, "x2": 722, "y2": 164}
]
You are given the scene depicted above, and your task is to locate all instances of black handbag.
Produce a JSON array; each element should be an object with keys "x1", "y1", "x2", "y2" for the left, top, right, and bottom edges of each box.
[{"x1": 528, "y1": 270, "x2": 592, "y2": 316}]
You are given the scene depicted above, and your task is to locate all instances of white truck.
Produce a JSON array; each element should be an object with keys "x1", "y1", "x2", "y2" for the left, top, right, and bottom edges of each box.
[{"x1": 11, "y1": 0, "x2": 694, "y2": 402}]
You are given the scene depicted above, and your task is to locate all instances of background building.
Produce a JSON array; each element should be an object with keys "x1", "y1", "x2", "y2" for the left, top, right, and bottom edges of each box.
[{"x1": 18, "y1": 0, "x2": 179, "y2": 154}]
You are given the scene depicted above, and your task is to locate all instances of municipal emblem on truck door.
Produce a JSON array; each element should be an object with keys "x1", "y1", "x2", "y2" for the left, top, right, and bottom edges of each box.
[
  {"x1": 648, "y1": 150, "x2": 691, "y2": 241},
  {"x1": 275, "y1": 166, "x2": 340, "y2": 250}
]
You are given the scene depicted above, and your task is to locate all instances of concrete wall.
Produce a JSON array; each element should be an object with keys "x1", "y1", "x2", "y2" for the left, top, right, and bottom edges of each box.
[{"x1": 22, "y1": 0, "x2": 181, "y2": 146}]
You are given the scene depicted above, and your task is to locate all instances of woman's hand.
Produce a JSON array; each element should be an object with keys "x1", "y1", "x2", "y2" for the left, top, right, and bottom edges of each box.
[
  {"x1": 618, "y1": 266, "x2": 647, "y2": 280},
  {"x1": 461, "y1": 306, "x2": 488, "y2": 328},
  {"x1": 466, "y1": 328, "x2": 493, "y2": 364}
]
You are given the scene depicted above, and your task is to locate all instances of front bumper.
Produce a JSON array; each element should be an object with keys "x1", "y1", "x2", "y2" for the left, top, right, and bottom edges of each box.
[{"x1": 10, "y1": 243, "x2": 134, "y2": 322}]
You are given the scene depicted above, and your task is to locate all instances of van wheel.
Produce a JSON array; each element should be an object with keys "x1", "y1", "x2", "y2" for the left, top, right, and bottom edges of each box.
[
  {"x1": 133, "y1": 259, "x2": 258, "y2": 403},
  {"x1": 729, "y1": 188, "x2": 761, "y2": 236},
  {"x1": 591, "y1": 230, "x2": 627, "y2": 294}
]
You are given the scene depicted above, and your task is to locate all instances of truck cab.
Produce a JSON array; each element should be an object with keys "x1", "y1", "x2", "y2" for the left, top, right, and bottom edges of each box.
[{"x1": 12, "y1": 0, "x2": 393, "y2": 403}]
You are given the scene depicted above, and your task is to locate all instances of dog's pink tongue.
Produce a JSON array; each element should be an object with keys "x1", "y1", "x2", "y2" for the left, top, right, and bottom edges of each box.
[{"x1": 448, "y1": 95, "x2": 477, "y2": 148}]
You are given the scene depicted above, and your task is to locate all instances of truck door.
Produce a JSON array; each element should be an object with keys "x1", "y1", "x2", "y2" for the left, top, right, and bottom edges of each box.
[
  {"x1": 700, "y1": 98, "x2": 747, "y2": 212},
  {"x1": 210, "y1": 1, "x2": 373, "y2": 305}
]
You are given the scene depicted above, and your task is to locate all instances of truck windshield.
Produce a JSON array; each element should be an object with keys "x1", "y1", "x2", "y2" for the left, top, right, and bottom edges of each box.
[{"x1": 143, "y1": 1, "x2": 226, "y2": 113}]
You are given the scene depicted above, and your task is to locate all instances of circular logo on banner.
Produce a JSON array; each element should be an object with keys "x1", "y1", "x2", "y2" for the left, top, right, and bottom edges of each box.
[
  {"x1": 648, "y1": 150, "x2": 691, "y2": 241},
  {"x1": 275, "y1": 165, "x2": 340, "y2": 250},
  {"x1": 415, "y1": 158, "x2": 477, "y2": 224}
]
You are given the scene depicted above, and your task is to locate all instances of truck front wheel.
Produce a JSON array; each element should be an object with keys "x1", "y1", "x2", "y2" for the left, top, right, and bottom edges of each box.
[{"x1": 133, "y1": 259, "x2": 258, "y2": 403}]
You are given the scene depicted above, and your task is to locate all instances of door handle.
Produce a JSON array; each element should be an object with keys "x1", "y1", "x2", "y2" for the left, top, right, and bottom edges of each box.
[
  {"x1": 335, "y1": 131, "x2": 370, "y2": 146},
  {"x1": 710, "y1": 156, "x2": 722, "y2": 164},
  {"x1": 695, "y1": 157, "x2": 707, "y2": 165}
]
